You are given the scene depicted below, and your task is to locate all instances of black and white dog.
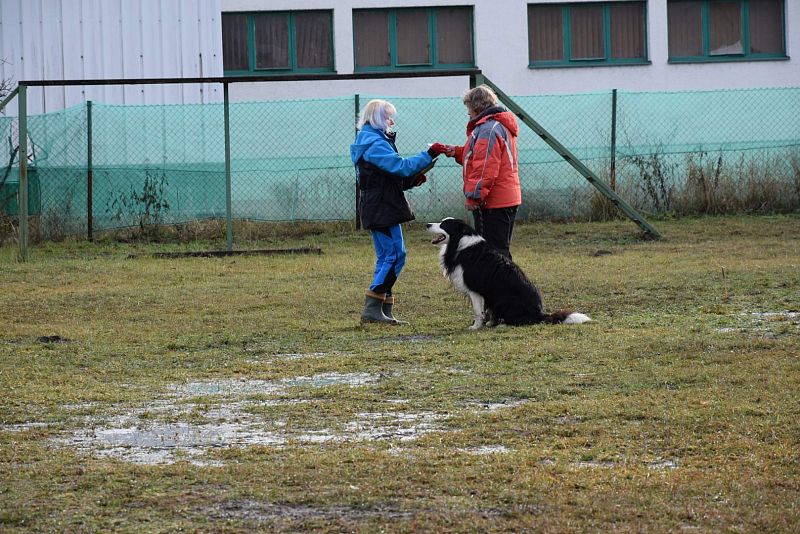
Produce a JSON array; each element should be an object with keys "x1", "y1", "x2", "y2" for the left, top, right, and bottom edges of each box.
[{"x1": 426, "y1": 217, "x2": 591, "y2": 329}]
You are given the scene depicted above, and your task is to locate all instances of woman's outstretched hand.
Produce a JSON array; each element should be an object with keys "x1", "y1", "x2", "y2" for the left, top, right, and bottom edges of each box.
[{"x1": 428, "y1": 143, "x2": 453, "y2": 157}]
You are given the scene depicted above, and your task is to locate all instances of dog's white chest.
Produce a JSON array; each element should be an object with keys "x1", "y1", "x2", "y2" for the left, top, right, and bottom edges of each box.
[{"x1": 448, "y1": 265, "x2": 471, "y2": 295}]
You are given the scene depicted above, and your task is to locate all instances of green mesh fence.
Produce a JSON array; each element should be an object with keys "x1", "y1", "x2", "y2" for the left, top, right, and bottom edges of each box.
[{"x1": 3, "y1": 86, "x2": 799, "y2": 241}]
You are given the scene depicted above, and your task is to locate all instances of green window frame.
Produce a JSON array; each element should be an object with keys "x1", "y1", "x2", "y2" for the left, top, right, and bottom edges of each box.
[
  {"x1": 353, "y1": 7, "x2": 475, "y2": 72},
  {"x1": 222, "y1": 11, "x2": 335, "y2": 75},
  {"x1": 528, "y1": 2, "x2": 649, "y2": 68},
  {"x1": 667, "y1": 0, "x2": 787, "y2": 63}
]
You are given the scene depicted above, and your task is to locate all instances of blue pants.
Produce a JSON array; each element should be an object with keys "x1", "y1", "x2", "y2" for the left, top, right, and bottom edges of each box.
[{"x1": 369, "y1": 224, "x2": 406, "y2": 294}]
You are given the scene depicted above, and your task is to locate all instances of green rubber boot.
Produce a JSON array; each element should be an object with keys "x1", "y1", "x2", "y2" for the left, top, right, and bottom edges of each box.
[
  {"x1": 361, "y1": 291, "x2": 397, "y2": 324},
  {"x1": 382, "y1": 295, "x2": 408, "y2": 325}
]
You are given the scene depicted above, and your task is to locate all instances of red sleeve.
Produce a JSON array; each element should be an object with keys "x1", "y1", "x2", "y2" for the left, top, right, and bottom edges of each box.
[{"x1": 454, "y1": 144, "x2": 466, "y2": 165}]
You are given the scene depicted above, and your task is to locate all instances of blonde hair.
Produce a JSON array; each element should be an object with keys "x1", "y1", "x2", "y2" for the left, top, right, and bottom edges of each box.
[
  {"x1": 357, "y1": 99, "x2": 397, "y2": 132},
  {"x1": 462, "y1": 85, "x2": 498, "y2": 114}
]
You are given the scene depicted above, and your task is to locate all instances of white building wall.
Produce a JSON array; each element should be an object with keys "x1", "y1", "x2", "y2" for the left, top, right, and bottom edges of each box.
[
  {"x1": 223, "y1": 0, "x2": 800, "y2": 101},
  {"x1": 0, "y1": 0, "x2": 224, "y2": 115},
  {"x1": 2, "y1": 0, "x2": 798, "y2": 114}
]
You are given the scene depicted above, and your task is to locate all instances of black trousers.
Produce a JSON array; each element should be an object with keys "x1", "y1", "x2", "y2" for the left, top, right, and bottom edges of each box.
[{"x1": 472, "y1": 206, "x2": 518, "y2": 260}]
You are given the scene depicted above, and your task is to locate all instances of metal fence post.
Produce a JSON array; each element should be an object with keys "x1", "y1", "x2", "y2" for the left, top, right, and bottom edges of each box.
[
  {"x1": 223, "y1": 82, "x2": 233, "y2": 251},
  {"x1": 610, "y1": 89, "x2": 617, "y2": 191},
  {"x1": 470, "y1": 72, "x2": 485, "y2": 89},
  {"x1": 354, "y1": 93, "x2": 360, "y2": 230},
  {"x1": 87, "y1": 100, "x2": 93, "y2": 241},
  {"x1": 18, "y1": 84, "x2": 29, "y2": 261}
]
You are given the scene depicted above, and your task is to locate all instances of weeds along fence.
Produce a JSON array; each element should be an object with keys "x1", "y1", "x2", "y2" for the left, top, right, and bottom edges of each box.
[{"x1": 1, "y1": 76, "x2": 799, "y2": 251}]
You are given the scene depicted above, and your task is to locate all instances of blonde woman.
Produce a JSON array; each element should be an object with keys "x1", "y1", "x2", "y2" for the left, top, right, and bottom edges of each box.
[{"x1": 349, "y1": 99, "x2": 448, "y2": 324}]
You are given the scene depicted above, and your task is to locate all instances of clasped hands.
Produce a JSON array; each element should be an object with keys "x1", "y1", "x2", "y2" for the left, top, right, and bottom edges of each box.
[{"x1": 428, "y1": 142, "x2": 456, "y2": 158}]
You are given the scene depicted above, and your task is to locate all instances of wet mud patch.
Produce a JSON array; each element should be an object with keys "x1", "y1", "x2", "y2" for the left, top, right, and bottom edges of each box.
[
  {"x1": 717, "y1": 310, "x2": 799, "y2": 337},
  {"x1": 52, "y1": 373, "x2": 459, "y2": 465},
  {"x1": 0, "y1": 422, "x2": 50, "y2": 432},
  {"x1": 467, "y1": 399, "x2": 529, "y2": 412},
  {"x1": 36, "y1": 335, "x2": 72, "y2": 344},
  {"x1": 49, "y1": 382, "x2": 534, "y2": 465}
]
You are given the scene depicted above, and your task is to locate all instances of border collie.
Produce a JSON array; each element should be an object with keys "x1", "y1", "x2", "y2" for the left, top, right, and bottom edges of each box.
[{"x1": 426, "y1": 217, "x2": 591, "y2": 329}]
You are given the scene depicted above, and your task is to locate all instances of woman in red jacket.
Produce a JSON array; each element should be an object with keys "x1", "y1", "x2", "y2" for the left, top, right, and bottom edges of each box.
[{"x1": 440, "y1": 85, "x2": 521, "y2": 259}]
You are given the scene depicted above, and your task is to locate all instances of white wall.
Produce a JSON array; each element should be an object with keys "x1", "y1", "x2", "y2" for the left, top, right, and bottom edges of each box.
[
  {"x1": 488, "y1": 0, "x2": 800, "y2": 94},
  {"x1": 223, "y1": 0, "x2": 800, "y2": 101},
  {"x1": 3, "y1": 0, "x2": 798, "y2": 114},
  {"x1": 0, "y1": 0, "x2": 224, "y2": 115}
]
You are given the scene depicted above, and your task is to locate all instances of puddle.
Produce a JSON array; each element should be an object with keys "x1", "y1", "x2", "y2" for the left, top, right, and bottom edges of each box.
[
  {"x1": 51, "y1": 380, "x2": 534, "y2": 465},
  {"x1": 748, "y1": 311, "x2": 799, "y2": 319},
  {"x1": 53, "y1": 373, "x2": 452, "y2": 465},
  {"x1": 172, "y1": 373, "x2": 376, "y2": 397},
  {"x1": 647, "y1": 459, "x2": 678, "y2": 470},
  {"x1": 0, "y1": 422, "x2": 50, "y2": 432},
  {"x1": 284, "y1": 372, "x2": 376, "y2": 388},
  {"x1": 84, "y1": 422, "x2": 286, "y2": 448},
  {"x1": 468, "y1": 400, "x2": 528, "y2": 412},
  {"x1": 59, "y1": 408, "x2": 447, "y2": 464},
  {"x1": 344, "y1": 411, "x2": 444, "y2": 441},
  {"x1": 716, "y1": 310, "x2": 800, "y2": 336}
]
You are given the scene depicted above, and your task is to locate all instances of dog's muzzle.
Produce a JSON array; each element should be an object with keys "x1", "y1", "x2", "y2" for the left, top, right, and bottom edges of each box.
[{"x1": 425, "y1": 223, "x2": 447, "y2": 245}]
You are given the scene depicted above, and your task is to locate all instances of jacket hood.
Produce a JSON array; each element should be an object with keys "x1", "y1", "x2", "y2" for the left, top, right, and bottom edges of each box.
[
  {"x1": 467, "y1": 106, "x2": 519, "y2": 137},
  {"x1": 350, "y1": 124, "x2": 390, "y2": 164}
]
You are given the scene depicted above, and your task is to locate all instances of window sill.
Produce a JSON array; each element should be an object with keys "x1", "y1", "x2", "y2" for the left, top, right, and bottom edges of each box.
[
  {"x1": 354, "y1": 65, "x2": 476, "y2": 73},
  {"x1": 223, "y1": 69, "x2": 337, "y2": 77},
  {"x1": 528, "y1": 60, "x2": 651, "y2": 69},
  {"x1": 668, "y1": 55, "x2": 789, "y2": 64}
]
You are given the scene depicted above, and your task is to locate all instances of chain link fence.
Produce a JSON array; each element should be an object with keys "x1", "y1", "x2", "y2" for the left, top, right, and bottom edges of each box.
[{"x1": 2, "y1": 82, "x2": 799, "y2": 244}]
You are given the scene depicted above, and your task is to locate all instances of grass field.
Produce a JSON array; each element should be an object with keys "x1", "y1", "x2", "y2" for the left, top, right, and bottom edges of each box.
[{"x1": 1, "y1": 215, "x2": 798, "y2": 532}]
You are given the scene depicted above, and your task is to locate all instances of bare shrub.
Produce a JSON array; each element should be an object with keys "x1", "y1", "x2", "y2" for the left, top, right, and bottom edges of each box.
[
  {"x1": 39, "y1": 189, "x2": 85, "y2": 242},
  {"x1": 626, "y1": 146, "x2": 677, "y2": 213},
  {"x1": 790, "y1": 148, "x2": 800, "y2": 204},
  {"x1": 106, "y1": 170, "x2": 171, "y2": 240}
]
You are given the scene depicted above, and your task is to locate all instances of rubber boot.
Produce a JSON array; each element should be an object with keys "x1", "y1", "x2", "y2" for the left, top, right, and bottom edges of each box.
[
  {"x1": 361, "y1": 291, "x2": 397, "y2": 324},
  {"x1": 382, "y1": 295, "x2": 408, "y2": 325}
]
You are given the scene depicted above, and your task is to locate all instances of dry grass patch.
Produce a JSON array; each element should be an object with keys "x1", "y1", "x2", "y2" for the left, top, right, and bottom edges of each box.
[{"x1": 1, "y1": 215, "x2": 798, "y2": 532}]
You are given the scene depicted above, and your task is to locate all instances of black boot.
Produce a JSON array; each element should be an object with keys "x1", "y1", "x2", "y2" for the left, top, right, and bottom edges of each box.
[
  {"x1": 382, "y1": 295, "x2": 408, "y2": 325},
  {"x1": 361, "y1": 291, "x2": 397, "y2": 324}
]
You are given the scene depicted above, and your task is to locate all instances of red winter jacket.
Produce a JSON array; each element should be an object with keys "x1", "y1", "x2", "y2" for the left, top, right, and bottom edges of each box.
[{"x1": 453, "y1": 106, "x2": 521, "y2": 210}]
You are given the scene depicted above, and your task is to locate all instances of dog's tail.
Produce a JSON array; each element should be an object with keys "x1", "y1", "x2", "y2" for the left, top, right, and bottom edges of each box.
[{"x1": 547, "y1": 309, "x2": 592, "y2": 324}]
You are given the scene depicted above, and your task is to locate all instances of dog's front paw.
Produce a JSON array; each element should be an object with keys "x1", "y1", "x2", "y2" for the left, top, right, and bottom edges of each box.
[{"x1": 469, "y1": 319, "x2": 484, "y2": 330}]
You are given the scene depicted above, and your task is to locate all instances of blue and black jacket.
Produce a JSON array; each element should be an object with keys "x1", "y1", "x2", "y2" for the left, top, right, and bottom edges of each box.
[{"x1": 350, "y1": 125, "x2": 432, "y2": 230}]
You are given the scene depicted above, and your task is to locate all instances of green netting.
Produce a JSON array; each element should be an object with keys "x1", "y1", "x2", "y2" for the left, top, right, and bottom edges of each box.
[
  {"x1": 9, "y1": 86, "x2": 800, "y2": 238},
  {"x1": 0, "y1": 116, "x2": 12, "y2": 149}
]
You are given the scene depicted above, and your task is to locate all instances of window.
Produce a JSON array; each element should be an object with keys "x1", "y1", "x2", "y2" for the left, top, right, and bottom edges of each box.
[
  {"x1": 528, "y1": 2, "x2": 647, "y2": 67},
  {"x1": 353, "y1": 7, "x2": 474, "y2": 70},
  {"x1": 222, "y1": 11, "x2": 334, "y2": 74},
  {"x1": 668, "y1": 0, "x2": 786, "y2": 61}
]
